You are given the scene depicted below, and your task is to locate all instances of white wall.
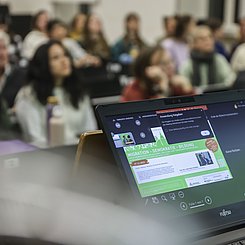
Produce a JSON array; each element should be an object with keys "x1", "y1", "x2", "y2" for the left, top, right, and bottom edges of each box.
[
  {"x1": 93, "y1": 0, "x2": 177, "y2": 45},
  {"x1": 239, "y1": 0, "x2": 245, "y2": 19},
  {"x1": 2, "y1": 0, "x2": 54, "y2": 14},
  {"x1": 176, "y1": 0, "x2": 208, "y2": 19}
]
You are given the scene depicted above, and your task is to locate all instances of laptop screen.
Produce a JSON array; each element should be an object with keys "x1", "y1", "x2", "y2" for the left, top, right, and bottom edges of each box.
[{"x1": 96, "y1": 91, "x2": 245, "y2": 237}]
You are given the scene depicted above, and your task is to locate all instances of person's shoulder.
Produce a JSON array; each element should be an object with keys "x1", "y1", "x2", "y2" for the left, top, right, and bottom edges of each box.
[
  {"x1": 23, "y1": 30, "x2": 47, "y2": 43},
  {"x1": 10, "y1": 65, "x2": 27, "y2": 75},
  {"x1": 16, "y1": 85, "x2": 35, "y2": 101},
  {"x1": 214, "y1": 53, "x2": 229, "y2": 64}
]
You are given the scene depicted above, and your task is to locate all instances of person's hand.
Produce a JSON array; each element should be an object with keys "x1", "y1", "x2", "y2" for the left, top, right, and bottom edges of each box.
[
  {"x1": 145, "y1": 66, "x2": 169, "y2": 94},
  {"x1": 75, "y1": 55, "x2": 101, "y2": 68},
  {"x1": 171, "y1": 75, "x2": 193, "y2": 93},
  {"x1": 86, "y1": 54, "x2": 101, "y2": 67}
]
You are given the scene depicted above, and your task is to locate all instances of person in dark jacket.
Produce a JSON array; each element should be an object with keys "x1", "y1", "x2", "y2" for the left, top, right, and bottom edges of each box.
[{"x1": 0, "y1": 31, "x2": 26, "y2": 109}]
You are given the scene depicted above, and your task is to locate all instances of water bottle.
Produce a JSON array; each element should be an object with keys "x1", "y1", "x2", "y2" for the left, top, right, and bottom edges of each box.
[
  {"x1": 49, "y1": 105, "x2": 65, "y2": 147},
  {"x1": 47, "y1": 96, "x2": 58, "y2": 144}
]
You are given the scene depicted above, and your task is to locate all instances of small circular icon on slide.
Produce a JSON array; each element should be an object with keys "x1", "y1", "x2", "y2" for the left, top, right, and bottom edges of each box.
[
  {"x1": 205, "y1": 196, "x2": 212, "y2": 205},
  {"x1": 180, "y1": 202, "x2": 188, "y2": 211},
  {"x1": 201, "y1": 130, "x2": 210, "y2": 136},
  {"x1": 135, "y1": 120, "x2": 141, "y2": 126},
  {"x1": 115, "y1": 122, "x2": 121, "y2": 128},
  {"x1": 178, "y1": 191, "x2": 185, "y2": 199}
]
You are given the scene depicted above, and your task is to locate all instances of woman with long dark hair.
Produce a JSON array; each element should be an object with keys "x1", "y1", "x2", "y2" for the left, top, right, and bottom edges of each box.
[
  {"x1": 162, "y1": 15, "x2": 195, "y2": 72},
  {"x1": 121, "y1": 46, "x2": 193, "y2": 102},
  {"x1": 121, "y1": 46, "x2": 169, "y2": 101},
  {"x1": 15, "y1": 40, "x2": 97, "y2": 145},
  {"x1": 81, "y1": 13, "x2": 110, "y2": 62},
  {"x1": 112, "y1": 12, "x2": 147, "y2": 64}
]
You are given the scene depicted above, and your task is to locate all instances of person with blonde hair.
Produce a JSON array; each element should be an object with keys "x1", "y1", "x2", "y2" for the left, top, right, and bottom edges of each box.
[{"x1": 69, "y1": 13, "x2": 87, "y2": 43}]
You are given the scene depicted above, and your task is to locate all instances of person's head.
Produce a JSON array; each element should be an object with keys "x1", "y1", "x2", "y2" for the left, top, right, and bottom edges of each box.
[
  {"x1": 47, "y1": 19, "x2": 68, "y2": 41},
  {"x1": 125, "y1": 13, "x2": 140, "y2": 35},
  {"x1": 0, "y1": 31, "x2": 9, "y2": 69},
  {"x1": 70, "y1": 13, "x2": 87, "y2": 33},
  {"x1": 174, "y1": 15, "x2": 195, "y2": 40},
  {"x1": 134, "y1": 46, "x2": 168, "y2": 86},
  {"x1": 207, "y1": 18, "x2": 223, "y2": 41},
  {"x1": 133, "y1": 46, "x2": 170, "y2": 97},
  {"x1": 84, "y1": 13, "x2": 103, "y2": 36},
  {"x1": 31, "y1": 10, "x2": 49, "y2": 32},
  {"x1": 163, "y1": 16, "x2": 177, "y2": 37},
  {"x1": 28, "y1": 40, "x2": 82, "y2": 108},
  {"x1": 192, "y1": 26, "x2": 214, "y2": 53}
]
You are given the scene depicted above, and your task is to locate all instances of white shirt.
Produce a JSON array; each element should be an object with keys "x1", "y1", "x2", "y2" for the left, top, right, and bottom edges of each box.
[
  {"x1": 15, "y1": 85, "x2": 97, "y2": 147},
  {"x1": 22, "y1": 30, "x2": 48, "y2": 60}
]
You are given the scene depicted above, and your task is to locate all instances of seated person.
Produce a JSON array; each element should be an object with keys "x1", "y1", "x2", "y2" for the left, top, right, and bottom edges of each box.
[
  {"x1": 47, "y1": 19, "x2": 100, "y2": 68},
  {"x1": 0, "y1": 14, "x2": 23, "y2": 66},
  {"x1": 81, "y1": 13, "x2": 111, "y2": 62},
  {"x1": 230, "y1": 17, "x2": 245, "y2": 60},
  {"x1": 160, "y1": 50, "x2": 193, "y2": 96},
  {"x1": 15, "y1": 40, "x2": 97, "y2": 146},
  {"x1": 0, "y1": 31, "x2": 26, "y2": 110},
  {"x1": 156, "y1": 15, "x2": 177, "y2": 45},
  {"x1": 230, "y1": 44, "x2": 245, "y2": 89},
  {"x1": 22, "y1": 10, "x2": 49, "y2": 60},
  {"x1": 69, "y1": 12, "x2": 87, "y2": 43},
  {"x1": 121, "y1": 46, "x2": 169, "y2": 102},
  {"x1": 180, "y1": 26, "x2": 236, "y2": 92},
  {"x1": 111, "y1": 12, "x2": 147, "y2": 64},
  {"x1": 206, "y1": 18, "x2": 229, "y2": 60},
  {"x1": 121, "y1": 46, "x2": 192, "y2": 102},
  {"x1": 162, "y1": 15, "x2": 195, "y2": 73}
]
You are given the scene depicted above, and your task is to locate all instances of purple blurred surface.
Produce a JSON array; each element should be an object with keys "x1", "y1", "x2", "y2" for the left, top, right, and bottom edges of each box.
[{"x1": 0, "y1": 140, "x2": 37, "y2": 155}]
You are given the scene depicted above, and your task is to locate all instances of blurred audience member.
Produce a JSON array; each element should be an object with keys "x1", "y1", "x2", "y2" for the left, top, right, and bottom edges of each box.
[
  {"x1": 0, "y1": 31, "x2": 25, "y2": 109},
  {"x1": 156, "y1": 15, "x2": 177, "y2": 44},
  {"x1": 47, "y1": 19, "x2": 100, "y2": 68},
  {"x1": 22, "y1": 10, "x2": 49, "y2": 60},
  {"x1": 230, "y1": 17, "x2": 245, "y2": 59},
  {"x1": 121, "y1": 46, "x2": 169, "y2": 102},
  {"x1": 160, "y1": 50, "x2": 193, "y2": 96},
  {"x1": 207, "y1": 18, "x2": 229, "y2": 60},
  {"x1": 15, "y1": 40, "x2": 97, "y2": 146},
  {"x1": 231, "y1": 43, "x2": 245, "y2": 74},
  {"x1": 0, "y1": 14, "x2": 23, "y2": 65},
  {"x1": 82, "y1": 13, "x2": 111, "y2": 62},
  {"x1": 69, "y1": 12, "x2": 86, "y2": 43},
  {"x1": 162, "y1": 15, "x2": 195, "y2": 72},
  {"x1": 231, "y1": 39, "x2": 245, "y2": 90},
  {"x1": 180, "y1": 26, "x2": 235, "y2": 91},
  {"x1": 112, "y1": 12, "x2": 147, "y2": 64}
]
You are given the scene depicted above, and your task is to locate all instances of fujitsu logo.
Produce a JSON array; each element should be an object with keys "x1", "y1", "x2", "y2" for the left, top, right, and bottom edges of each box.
[{"x1": 219, "y1": 209, "x2": 232, "y2": 217}]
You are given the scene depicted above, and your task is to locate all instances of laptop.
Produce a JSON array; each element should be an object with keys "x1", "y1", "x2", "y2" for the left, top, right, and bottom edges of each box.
[{"x1": 96, "y1": 90, "x2": 245, "y2": 244}]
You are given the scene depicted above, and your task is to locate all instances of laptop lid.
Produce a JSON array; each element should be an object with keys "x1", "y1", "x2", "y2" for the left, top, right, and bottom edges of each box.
[{"x1": 96, "y1": 90, "x2": 245, "y2": 241}]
